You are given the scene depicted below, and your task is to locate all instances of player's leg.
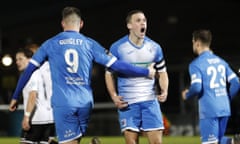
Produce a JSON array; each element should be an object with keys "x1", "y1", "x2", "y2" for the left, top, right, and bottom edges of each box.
[
  {"x1": 118, "y1": 103, "x2": 141, "y2": 144},
  {"x1": 219, "y1": 116, "x2": 233, "y2": 144},
  {"x1": 53, "y1": 106, "x2": 91, "y2": 144},
  {"x1": 124, "y1": 130, "x2": 139, "y2": 144},
  {"x1": 89, "y1": 136, "x2": 101, "y2": 144},
  {"x1": 26, "y1": 125, "x2": 45, "y2": 143},
  {"x1": 199, "y1": 118, "x2": 218, "y2": 144},
  {"x1": 39, "y1": 123, "x2": 58, "y2": 144},
  {"x1": 145, "y1": 130, "x2": 163, "y2": 144},
  {"x1": 141, "y1": 99, "x2": 164, "y2": 144},
  {"x1": 19, "y1": 129, "x2": 27, "y2": 144}
]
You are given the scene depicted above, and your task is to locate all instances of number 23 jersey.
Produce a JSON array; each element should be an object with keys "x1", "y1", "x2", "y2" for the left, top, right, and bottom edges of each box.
[{"x1": 188, "y1": 51, "x2": 238, "y2": 118}]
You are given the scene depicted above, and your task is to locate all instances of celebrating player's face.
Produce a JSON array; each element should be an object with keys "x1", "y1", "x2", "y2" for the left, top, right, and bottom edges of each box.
[{"x1": 128, "y1": 13, "x2": 147, "y2": 39}]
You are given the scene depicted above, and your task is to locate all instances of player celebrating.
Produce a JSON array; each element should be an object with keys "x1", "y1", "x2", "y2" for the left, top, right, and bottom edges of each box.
[
  {"x1": 105, "y1": 9, "x2": 169, "y2": 144},
  {"x1": 182, "y1": 29, "x2": 240, "y2": 144},
  {"x1": 9, "y1": 6, "x2": 156, "y2": 144}
]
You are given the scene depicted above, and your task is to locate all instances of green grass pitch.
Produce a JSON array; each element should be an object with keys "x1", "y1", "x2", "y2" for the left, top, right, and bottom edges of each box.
[{"x1": 0, "y1": 136, "x2": 200, "y2": 144}]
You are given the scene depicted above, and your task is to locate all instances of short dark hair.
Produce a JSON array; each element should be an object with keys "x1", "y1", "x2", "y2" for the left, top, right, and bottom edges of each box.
[
  {"x1": 126, "y1": 9, "x2": 144, "y2": 24},
  {"x1": 16, "y1": 48, "x2": 33, "y2": 58},
  {"x1": 25, "y1": 43, "x2": 39, "y2": 53},
  {"x1": 192, "y1": 29, "x2": 212, "y2": 46},
  {"x1": 62, "y1": 6, "x2": 82, "y2": 20}
]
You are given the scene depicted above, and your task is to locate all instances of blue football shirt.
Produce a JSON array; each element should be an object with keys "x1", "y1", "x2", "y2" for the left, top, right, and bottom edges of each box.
[
  {"x1": 110, "y1": 35, "x2": 166, "y2": 104},
  {"x1": 186, "y1": 51, "x2": 238, "y2": 118},
  {"x1": 31, "y1": 31, "x2": 116, "y2": 107}
]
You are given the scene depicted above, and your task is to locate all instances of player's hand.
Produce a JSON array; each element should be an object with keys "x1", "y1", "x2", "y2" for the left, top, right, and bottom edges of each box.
[
  {"x1": 22, "y1": 117, "x2": 30, "y2": 131},
  {"x1": 9, "y1": 99, "x2": 18, "y2": 112},
  {"x1": 147, "y1": 63, "x2": 156, "y2": 79},
  {"x1": 157, "y1": 91, "x2": 168, "y2": 102},
  {"x1": 181, "y1": 89, "x2": 188, "y2": 100},
  {"x1": 112, "y1": 95, "x2": 128, "y2": 109}
]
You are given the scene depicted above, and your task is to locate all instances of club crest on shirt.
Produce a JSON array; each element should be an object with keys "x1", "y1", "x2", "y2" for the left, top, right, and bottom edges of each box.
[
  {"x1": 121, "y1": 119, "x2": 127, "y2": 127},
  {"x1": 148, "y1": 47, "x2": 153, "y2": 53}
]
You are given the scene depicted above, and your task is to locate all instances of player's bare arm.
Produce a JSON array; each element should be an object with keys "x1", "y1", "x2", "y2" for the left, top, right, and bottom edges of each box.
[
  {"x1": 157, "y1": 71, "x2": 168, "y2": 102},
  {"x1": 105, "y1": 71, "x2": 128, "y2": 109}
]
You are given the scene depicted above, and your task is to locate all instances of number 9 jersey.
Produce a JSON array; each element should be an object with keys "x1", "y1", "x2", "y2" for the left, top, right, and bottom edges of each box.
[{"x1": 31, "y1": 31, "x2": 116, "y2": 108}]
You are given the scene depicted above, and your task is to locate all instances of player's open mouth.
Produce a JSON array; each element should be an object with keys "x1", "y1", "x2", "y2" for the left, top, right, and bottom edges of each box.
[{"x1": 141, "y1": 28, "x2": 145, "y2": 33}]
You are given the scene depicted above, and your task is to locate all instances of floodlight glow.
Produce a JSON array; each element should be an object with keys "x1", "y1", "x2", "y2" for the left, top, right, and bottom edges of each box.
[{"x1": 2, "y1": 54, "x2": 13, "y2": 67}]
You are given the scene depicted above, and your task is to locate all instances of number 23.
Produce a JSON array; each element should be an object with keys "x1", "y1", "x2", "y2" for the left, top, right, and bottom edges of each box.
[{"x1": 207, "y1": 65, "x2": 226, "y2": 88}]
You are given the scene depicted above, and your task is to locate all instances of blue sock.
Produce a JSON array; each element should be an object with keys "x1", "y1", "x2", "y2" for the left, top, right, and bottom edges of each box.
[{"x1": 220, "y1": 136, "x2": 232, "y2": 144}]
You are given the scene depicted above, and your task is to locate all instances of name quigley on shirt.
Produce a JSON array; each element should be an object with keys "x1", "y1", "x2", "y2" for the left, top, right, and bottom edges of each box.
[
  {"x1": 60, "y1": 38, "x2": 85, "y2": 85},
  {"x1": 59, "y1": 38, "x2": 83, "y2": 45}
]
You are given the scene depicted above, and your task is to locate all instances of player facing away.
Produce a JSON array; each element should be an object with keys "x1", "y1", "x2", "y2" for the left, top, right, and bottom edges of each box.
[
  {"x1": 105, "y1": 10, "x2": 169, "y2": 144},
  {"x1": 182, "y1": 29, "x2": 240, "y2": 144},
  {"x1": 9, "y1": 6, "x2": 156, "y2": 144}
]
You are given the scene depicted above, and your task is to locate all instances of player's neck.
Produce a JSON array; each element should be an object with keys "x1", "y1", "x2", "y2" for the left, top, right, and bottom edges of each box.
[
  {"x1": 128, "y1": 34, "x2": 144, "y2": 47},
  {"x1": 63, "y1": 26, "x2": 80, "y2": 32},
  {"x1": 198, "y1": 47, "x2": 210, "y2": 55}
]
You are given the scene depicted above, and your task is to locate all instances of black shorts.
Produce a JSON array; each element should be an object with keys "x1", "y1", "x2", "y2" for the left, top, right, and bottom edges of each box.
[{"x1": 20, "y1": 123, "x2": 56, "y2": 143}]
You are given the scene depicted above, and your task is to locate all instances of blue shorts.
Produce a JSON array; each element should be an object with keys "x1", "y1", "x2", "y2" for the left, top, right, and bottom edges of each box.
[
  {"x1": 53, "y1": 106, "x2": 92, "y2": 143},
  {"x1": 200, "y1": 116, "x2": 229, "y2": 144},
  {"x1": 118, "y1": 99, "x2": 164, "y2": 132}
]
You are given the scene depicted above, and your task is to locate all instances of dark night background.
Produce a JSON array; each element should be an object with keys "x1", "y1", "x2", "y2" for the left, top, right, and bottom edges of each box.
[
  {"x1": 1, "y1": 0, "x2": 240, "y2": 63},
  {"x1": 0, "y1": 0, "x2": 240, "y2": 135}
]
